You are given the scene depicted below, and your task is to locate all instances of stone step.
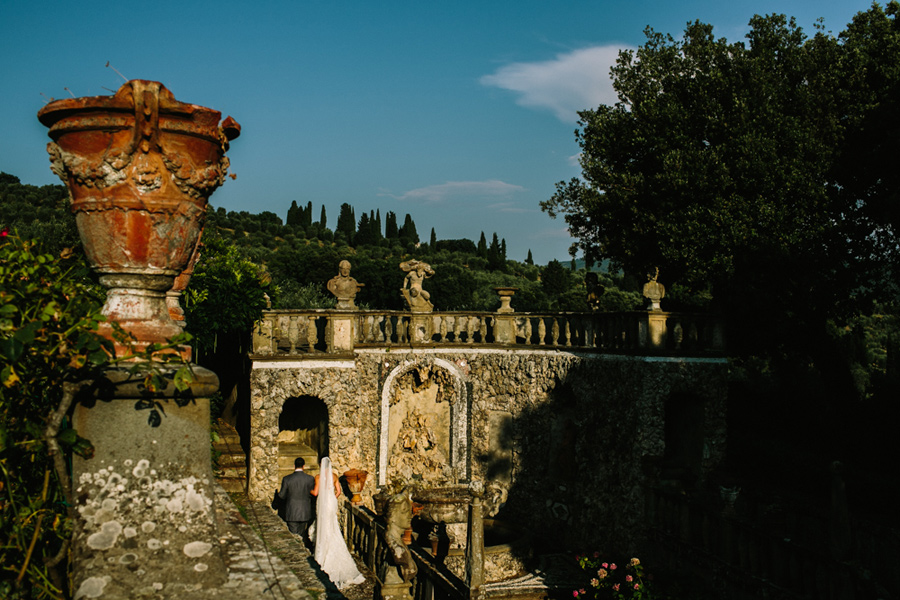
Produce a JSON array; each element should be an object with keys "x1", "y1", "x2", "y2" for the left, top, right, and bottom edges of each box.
[
  {"x1": 216, "y1": 453, "x2": 247, "y2": 467},
  {"x1": 218, "y1": 477, "x2": 247, "y2": 493},
  {"x1": 219, "y1": 465, "x2": 248, "y2": 479}
]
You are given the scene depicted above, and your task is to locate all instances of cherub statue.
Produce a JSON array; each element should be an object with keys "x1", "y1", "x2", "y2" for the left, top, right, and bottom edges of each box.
[
  {"x1": 381, "y1": 491, "x2": 417, "y2": 584},
  {"x1": 642, "y1": 267, "x2": 665, "y2": 311},
  {"x1": 399, "y1": 260, "x2": 434, "y2": 312}
]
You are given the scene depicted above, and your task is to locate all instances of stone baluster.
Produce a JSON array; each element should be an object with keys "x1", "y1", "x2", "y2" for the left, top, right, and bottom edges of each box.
[
  {"x1": 385, "y1": 315, "x2": 395, "y2": 344},
  {"x1": 551, "y1": 318, "x2": 560, "y2": 346},
  {"x1": 439, "y1": 316, "x2": 448, "y2": 342},
  {"x1": 479, "y1": 318, "x2": 488, "y2": 343},
  {"x1": 524, "y1": 317, "x2": 532, "y2": 345},
  {"x1": 466, "y1": 316, "x2": 476, "y2": 343},
  {"x1": 452, "y1": 316, "x2": 462, "y2": 342},
  {"x1": 288, "y1": 315, "x2": 299, "y2": 353},
  {"x1": 564, "y1": 319, "x2": 572, "y2": 347},
  {"x1": 307, "y1": 315, "x2": 318, "y2": 351},
  {"x1": 538, "y1": 318, "x2": 547, "y2": 345}
]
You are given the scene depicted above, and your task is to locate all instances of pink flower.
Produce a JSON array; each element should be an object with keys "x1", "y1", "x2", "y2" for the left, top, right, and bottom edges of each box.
[
  {"x1": 572, "y1": 591, "x2": 578, "y2": 598},
  {"x1": 626, "y1": 575, "x2": 633, "y2": 582},
  {"x1": 597, "y1": 569, "x2": 608, "y2": 579},
  {"x1": 610, "y1": 563, "x2": 617, "y2": 570},
  {"x1": 590, "y1": 578, "x2": 599, "y2": 587},
  {"x1": 634, "y1": 583, "x2": 640, "y2": 590},
  {"x1": 601, "y1": 563, "x2": 608, "y2": 568},
  {"x1": 593, "y1": 551, "x2": 600, "y2": 558},
  {"x1": 612, "y1": 584, "x2": 620, "y2": 592}
]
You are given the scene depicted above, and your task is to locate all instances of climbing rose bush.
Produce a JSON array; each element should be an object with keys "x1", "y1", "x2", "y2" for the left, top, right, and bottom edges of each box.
[{"x1": 574, "y1": 553, "x2": 654, "y2": 600}]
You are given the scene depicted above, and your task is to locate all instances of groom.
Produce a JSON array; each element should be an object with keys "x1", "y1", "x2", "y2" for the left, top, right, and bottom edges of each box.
[{"x1": 278, "y1": 457, "x2": 316, "y2": 542}]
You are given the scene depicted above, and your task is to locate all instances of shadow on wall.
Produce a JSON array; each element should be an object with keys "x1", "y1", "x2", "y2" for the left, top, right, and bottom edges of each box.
[{"x1": 475, "y1": 362, "x2": 712, "y2": 559}]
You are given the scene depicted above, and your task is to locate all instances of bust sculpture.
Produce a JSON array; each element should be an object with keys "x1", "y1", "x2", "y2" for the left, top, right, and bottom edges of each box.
[
  {"x1": 642, "y1": 267, "x2": 665, "y2": 311},
  {"x1": 327, "y1": 260, "x2": 364, "y2": 309},
  {"x1": 399, "y1": 260, "x2": 434, "y2": 312}
]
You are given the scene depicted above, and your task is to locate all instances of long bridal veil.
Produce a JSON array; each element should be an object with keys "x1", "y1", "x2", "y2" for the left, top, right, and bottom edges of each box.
[{"x1": 314, "y1": 457, "x2": 365, "y2": 589}]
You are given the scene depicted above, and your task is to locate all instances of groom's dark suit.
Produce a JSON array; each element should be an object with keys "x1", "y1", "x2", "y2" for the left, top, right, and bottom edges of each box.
[{"x1": 278, "y1": 468, "x2": 316, "y2": 538}]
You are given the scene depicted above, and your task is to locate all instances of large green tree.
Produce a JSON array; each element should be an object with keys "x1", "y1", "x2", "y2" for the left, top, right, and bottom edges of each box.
[{"x1": 542, "y1": 5, "x2": 900, "y2": 358}]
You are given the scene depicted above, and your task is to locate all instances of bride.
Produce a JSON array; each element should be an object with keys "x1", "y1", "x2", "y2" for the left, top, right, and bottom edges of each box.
[{"x1": 311, "y1": 457, "x2": 366, "y2": 589}]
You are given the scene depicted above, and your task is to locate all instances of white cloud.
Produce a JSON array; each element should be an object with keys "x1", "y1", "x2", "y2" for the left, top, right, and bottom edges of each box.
[
  {"x1": 486, "y1": 201, "x2": 534, "y2": 214},
  {"x1": 480, "y1": 45, "x2": 630, "y2": 123},
  {"x1": 380, "y1": 180, "x2": 526, "y2": 204}
]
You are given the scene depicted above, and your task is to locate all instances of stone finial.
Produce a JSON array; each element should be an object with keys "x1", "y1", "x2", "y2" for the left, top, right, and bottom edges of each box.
[
  {"x1": 399, "y1": 260, "x2": 434, "y2": 312},
  {"x1": 326, "y1": 260, "x2": 364, "y2": 309},
  {"x1": 642, "y1": 267, "x2": 665, "y2": 311}
]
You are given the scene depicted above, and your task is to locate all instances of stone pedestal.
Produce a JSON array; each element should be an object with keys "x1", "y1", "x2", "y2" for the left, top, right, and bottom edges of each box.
[
  {"x1": 327, "y1": 314, "x2": 356, "y2": 353},
  {"x1": 409, "y1": 315, "x2": 432, "y2": 343},
  {"x1": 70, "y1": 367, "x2": 223, "y2": 599}
]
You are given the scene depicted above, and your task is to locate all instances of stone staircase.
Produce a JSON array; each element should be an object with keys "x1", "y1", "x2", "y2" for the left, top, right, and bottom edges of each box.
[
  {"x1": 212, "y1": 420, "x2": 248, "y2": 492},
  {"x1": 277, "y1": 442, "x2": 320, "y2": 481}
]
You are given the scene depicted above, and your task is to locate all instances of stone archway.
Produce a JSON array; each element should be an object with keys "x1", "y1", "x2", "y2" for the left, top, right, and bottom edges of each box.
[
  {"x1": 278, "y1": 395, "x2": 328, "y2": 479},
  {"x1": 661, "y1": 392, "x2": 706, "y2": 487},
  {"x1": 379, "y1": 358, "x2": 468, "y2": 486}
]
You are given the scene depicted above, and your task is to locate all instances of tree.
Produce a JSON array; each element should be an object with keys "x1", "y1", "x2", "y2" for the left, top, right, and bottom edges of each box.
[
  {"x1": 286, "y1": 200, "x2": 301, "y2": 227},
  {"x1": 477, "y1": 232, "x2": 487, "y2": 258},
  {"x1": 398, "y1": 213, "x2": 418, "y2": 246},
  {"x1": 319, "y1": 205, "x2": 327, "y2": 230},
  {"x1": 541, "y1": 9, "x2": 894, "y2": 359},
  {"x1": 526, "y1": 249, "x2": 534, "y2": 265},
  {"x1": 384, "y1": 211, "x2": 399, "y2": 240},
  {"x1": 487, "y1": 233, "x2": 504, "y2": 271},
  {"x1": 336, "y1": 203, "x2": 356, "y2": 245},
  {"x1": 430, "y1": 227, "x2": 437, "y2": 249}
]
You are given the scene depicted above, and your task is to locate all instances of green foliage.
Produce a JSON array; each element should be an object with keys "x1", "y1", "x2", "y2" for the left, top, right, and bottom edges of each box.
[
  {"x1": 541, "y1": 6, "x2": 900, "y2": 359},
  {"x1": 0, "y1": 233, "x2": 197, "y2": 598},
  {"x1": 183, "y1": 232, "x2": 274, "y2": 358}
]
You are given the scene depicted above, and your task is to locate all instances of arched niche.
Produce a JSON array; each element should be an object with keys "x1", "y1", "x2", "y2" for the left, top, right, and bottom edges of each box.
[
  {"x1": 379, "y1": 358, "x2": 468, "y2": 486},
  {"x1": 278, "y1": 395, "x2": 328, "y2": 477}
]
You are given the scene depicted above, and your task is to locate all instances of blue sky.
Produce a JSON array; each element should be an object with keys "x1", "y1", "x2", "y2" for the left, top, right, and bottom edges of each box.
[{"x1": 0, "y1": 0, "x2": 875, "y2": 265}]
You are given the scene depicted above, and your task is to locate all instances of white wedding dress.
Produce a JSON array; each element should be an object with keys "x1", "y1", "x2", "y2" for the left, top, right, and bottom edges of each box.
[{"x1": 314, "y1": 457, "x2": 366, "y2": 589}]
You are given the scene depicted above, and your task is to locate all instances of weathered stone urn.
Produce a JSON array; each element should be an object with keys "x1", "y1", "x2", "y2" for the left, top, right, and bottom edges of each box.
[
  {"x1": 38, "y1": 80, "x2": 240, "y2": 360},
  {"x1": 38, "y1": 81, "x2": 240, "y2": 597}
]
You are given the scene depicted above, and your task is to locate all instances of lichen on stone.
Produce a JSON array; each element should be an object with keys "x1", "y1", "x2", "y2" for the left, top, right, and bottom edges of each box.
[{"x1": 183, "y1": 540, "x2": 212, "y2": 557}]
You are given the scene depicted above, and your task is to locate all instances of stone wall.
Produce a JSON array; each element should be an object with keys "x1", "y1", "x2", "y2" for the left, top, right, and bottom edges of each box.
[{"x1": 249, "y1": 349, "x2": 727, "y2": 553}]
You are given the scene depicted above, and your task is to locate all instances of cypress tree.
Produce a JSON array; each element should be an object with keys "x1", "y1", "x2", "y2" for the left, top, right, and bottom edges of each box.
[
  {"x1": 477, "y1": 232, "x2": 487, "y2": 258},
  {"x1": 385, "y1": 211, "x2": 399, "y2": 239}
]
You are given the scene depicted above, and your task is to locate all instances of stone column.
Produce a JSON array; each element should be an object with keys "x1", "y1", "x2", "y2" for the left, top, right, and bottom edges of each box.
[{"x1": 465, "y1": 483, "x2": 485, "y2": 600}]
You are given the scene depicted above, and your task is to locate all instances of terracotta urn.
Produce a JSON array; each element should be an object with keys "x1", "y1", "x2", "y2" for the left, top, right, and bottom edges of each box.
[
  {"x1": 38, "y1": 80, "x2": 240, "y2": 360},
  {"x1": 343, "y1": 468, "x2": 369, "y2": 505}
]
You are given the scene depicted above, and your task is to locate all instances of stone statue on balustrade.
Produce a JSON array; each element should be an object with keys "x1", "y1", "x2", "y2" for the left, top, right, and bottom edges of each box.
[
  {"x1": 377, "y1": 491, "x2": 417, "y2": 600},
  {"x1": 643, "y1": 267, "x2": 665, "y2": 311},
  {"x1": 327, "y1": 260, "x2": 364, "y2": 309},
  {"x1": 400, "y1": 260, "x2": 434, "y2": 313}
]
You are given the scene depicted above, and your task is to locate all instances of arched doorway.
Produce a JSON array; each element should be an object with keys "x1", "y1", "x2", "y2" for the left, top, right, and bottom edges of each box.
[
  {"x1": 661, "y1": 392, "x2": 705, "y2": 488},
  {"x1": 278, "y1": 396, "x2": 328, "y2": 480}
]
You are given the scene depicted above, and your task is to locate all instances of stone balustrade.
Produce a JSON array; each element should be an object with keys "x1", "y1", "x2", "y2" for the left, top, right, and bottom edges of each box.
[{"x1": 251, "y1": 309, "x2": 724, "y2": 357}]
